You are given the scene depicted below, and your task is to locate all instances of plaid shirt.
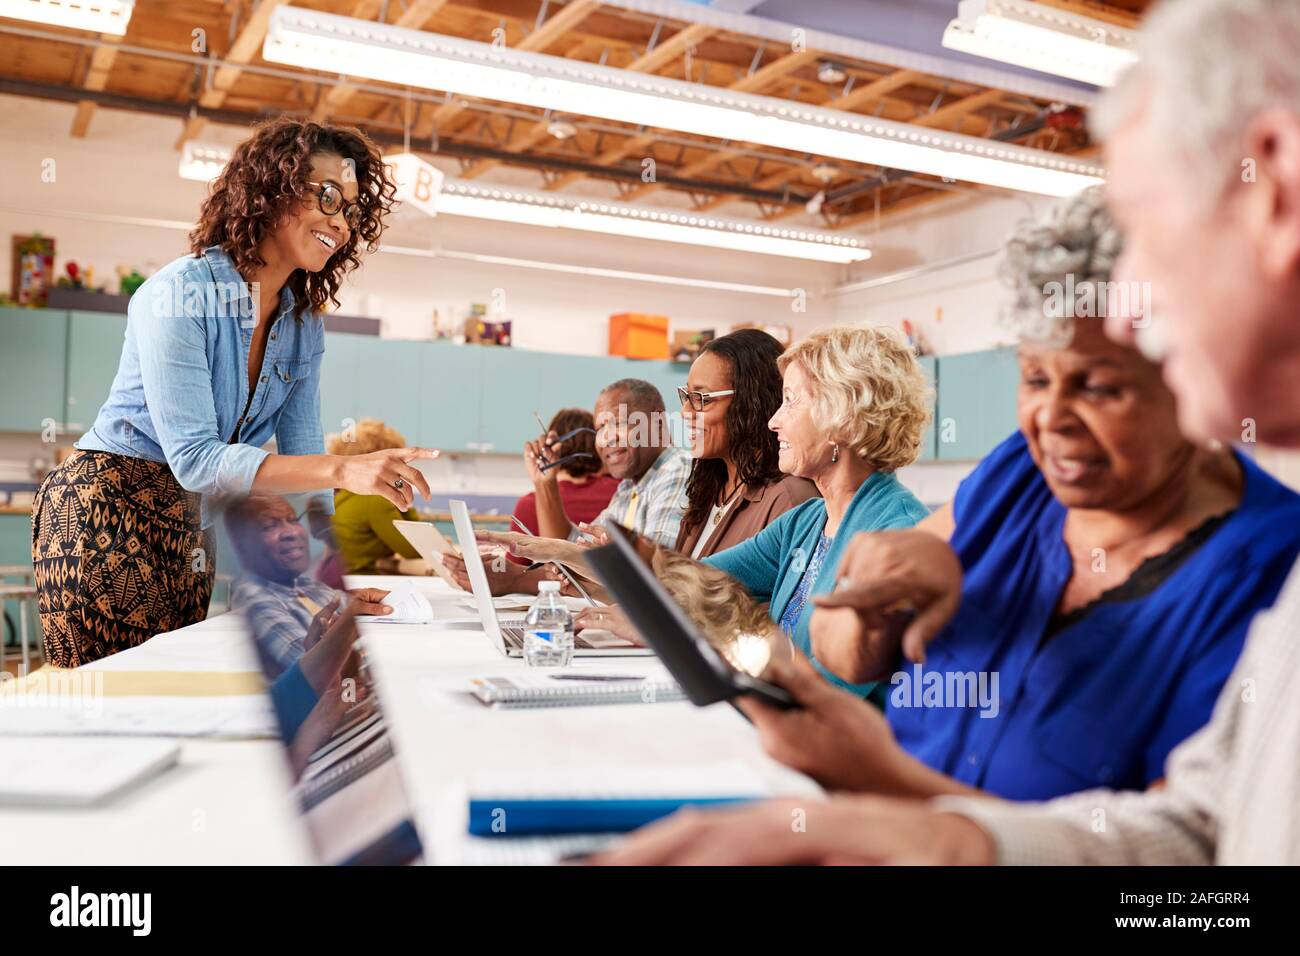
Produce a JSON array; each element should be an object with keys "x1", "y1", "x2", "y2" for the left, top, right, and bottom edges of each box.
[
  {"x1": 584, "y1": 445, "x2": 691, "y2": 549},
  {"x1": 230, "y1": 573, "x2": 344, "y2": 678},
  {"x1": 935, "y1": 558, "x2": 1300, "y2": 865}
]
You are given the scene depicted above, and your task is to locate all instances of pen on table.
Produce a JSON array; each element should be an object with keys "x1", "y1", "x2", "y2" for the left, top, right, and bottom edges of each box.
[{"x1": 548, "y1": 674, "x2": 644, "y2": 682}]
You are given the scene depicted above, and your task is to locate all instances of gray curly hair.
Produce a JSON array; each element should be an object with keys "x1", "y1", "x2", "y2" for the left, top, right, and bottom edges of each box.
[{"x1": 998, "y1": 187, "x2": 1124, "y2": 347}]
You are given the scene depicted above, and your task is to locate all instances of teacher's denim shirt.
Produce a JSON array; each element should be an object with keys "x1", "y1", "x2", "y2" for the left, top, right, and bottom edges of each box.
[{"x1": 78, "y1": 246, "x2": 331, "y2": 528}]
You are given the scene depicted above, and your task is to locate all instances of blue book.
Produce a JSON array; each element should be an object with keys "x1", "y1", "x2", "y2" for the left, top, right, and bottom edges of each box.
[{"x1": 467, "y1": 796, "x2": 758, "y2": 836}]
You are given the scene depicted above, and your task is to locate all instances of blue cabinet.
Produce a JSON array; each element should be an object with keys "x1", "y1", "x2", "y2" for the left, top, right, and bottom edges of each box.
[
  {"x1": 917, "y1": 355, "x2": 938, "y2": 463},
  {"x1": 0, "y1": 308, "x2": 68, "y2": 433},
  {"x1": 935, "y1": 347, "x2": 1020, "y2": 461},
  {"x1": 352, "y1": 335, "x2": 423, "y2": 444},
  {"x1": 418, "y1": 341, "x2": 482, "y2": 452},
  {"x1": 1, "y1": 307, "x2": 1023, "y2": 474},
  {"x1": 477, "y1": 347, "x2": 549, "y2": 455},
  {"x1": 0, "y1": 514, "x2": 32, "y2": 569},
  {"x1": 64, "y1": 311, "x2": 127, "y2": 432},
  {"x1": 318, "y1": 331, "x2": 360, "y2": 441}
]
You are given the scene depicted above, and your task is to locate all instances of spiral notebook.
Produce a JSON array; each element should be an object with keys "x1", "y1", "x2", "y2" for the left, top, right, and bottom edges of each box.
[{"x1": 469, "y1": 673, "x2": 684, "y2": 709}]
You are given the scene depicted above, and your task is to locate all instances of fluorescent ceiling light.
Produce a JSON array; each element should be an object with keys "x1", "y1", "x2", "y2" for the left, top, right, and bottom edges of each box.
[
  {"x1": 0, "y1": 0, "x2": 134, "y2": 35},
  {"x1": 178, "y1": 141, "x2": 233, "y2": 182},
  {"x1": 263, "y1": 6, "x2": 1104, "y2": 197},
  {"x1": 942, "y1": 0, "x2": 1138, "y2": 88},
  {"x1": 430, "y1": 179, "x2": 871, "y2": 263},
  {"x1": 175, "y1": 142, "x2": 868, "y2": 262}
]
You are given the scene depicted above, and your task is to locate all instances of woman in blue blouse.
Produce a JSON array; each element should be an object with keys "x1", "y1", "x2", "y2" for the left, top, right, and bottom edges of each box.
[
  {"x1": 700, "y1": 325, "x2": 931, "y2": 693},
  {"x1": 723, "y1": 189, "x2": 1300, "y2": 802},
  {"x1": 31, "y1": 118, "x2": 435, "y2": 667}
]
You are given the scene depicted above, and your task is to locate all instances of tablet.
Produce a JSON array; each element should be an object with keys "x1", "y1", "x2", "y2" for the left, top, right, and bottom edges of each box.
[
  {"x1": 584, "y1": 523, "x2": 794, "y2": 710},
  {"x1": 392, "y1": 519, "x2": 464, "y2": 590}
]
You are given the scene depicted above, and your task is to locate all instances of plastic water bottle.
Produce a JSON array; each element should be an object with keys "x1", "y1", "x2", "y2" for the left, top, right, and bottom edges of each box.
[{"x1": 522, "y1": 581, "x2": 574, "y2": 668}]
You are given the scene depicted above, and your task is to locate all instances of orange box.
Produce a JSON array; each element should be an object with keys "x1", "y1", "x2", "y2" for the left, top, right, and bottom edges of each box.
[{"x1": 609, "y1": 313, "x2": 670, "y2": 360}]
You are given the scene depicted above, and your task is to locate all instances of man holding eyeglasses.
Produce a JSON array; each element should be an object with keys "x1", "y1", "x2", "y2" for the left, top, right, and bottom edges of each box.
[
  {"x1": 513, "y1": 408, "x2": 618, "y2": 546},
  {"x1": 532, "y1": 378, "x2": 691, "y2": 550}
]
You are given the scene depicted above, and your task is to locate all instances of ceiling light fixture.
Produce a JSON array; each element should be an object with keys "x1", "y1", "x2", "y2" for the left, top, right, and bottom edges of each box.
[
  {"x1": 816, "y1": 60, "x2": 847, "y2": 85},
  {"x1": 941, "y1": 0, "x2": 1138, "y2": 88},
  {"x1": 262, "y1": 6, "x2": 1104, "y2": 197},
  {"x1": 433, "y1": 180, "x2": 871, "y2": 263},
  {"x1": 546, "y1": 115, "x2": 578, "y2": 140},
  {"x1": 0, "y1": 0, "x2": 134, "y2": 35},
  {"x1": 177, "y1": 141, "x2": 233, "y2": 182},
  {"x1": 811, "y1": 162, "x2": 840, "y2": 184},
  {"x1": 177, "y1": 141, "x2": 869, "y2": 262}
]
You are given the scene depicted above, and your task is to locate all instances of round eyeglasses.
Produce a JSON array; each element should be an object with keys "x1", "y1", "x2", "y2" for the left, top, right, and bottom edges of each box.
[{"x1": 307, "y1": 180, "x2": 363, "y2": 231}]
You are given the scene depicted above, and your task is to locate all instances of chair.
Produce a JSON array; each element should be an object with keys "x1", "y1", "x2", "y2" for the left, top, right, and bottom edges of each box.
[{"x1": 0, "y1": 563, "x2": 37, "y2": 677}]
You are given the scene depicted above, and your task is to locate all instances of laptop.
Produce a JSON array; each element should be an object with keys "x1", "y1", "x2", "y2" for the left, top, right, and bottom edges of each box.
[
  {"x1": 448, "y1": 499, "x2": 653, "y2": 658},
  {"x1": 585, "y1": 522, "x2": 795, "y2": 709},
  {"x1": 233, "y1": 573, "x2": 423, "y2": 866}
]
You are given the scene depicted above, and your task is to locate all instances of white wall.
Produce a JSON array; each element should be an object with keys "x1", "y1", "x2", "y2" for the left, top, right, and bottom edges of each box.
[
  {"x1": 828, "y1": 190, "x2": 1053, "y2": 354},
  {"x1": 0, "y1": 94, "x2": 840, "y2": 354}
]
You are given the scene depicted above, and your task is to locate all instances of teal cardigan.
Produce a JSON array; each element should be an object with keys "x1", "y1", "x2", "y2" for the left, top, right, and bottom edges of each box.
[{"x1": 703, "y1": 471, "x2": 929, "y2": 695}]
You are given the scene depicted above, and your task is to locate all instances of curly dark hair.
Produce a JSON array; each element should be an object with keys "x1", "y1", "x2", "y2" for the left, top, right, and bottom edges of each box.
[
  {"x1": 189, "y1": 117, "x2": 397, "y2": 319},
  {"x1": 680, "y1": 329, "x2": 786, "y2": 538},
  {"x1": 546, "y1": 407, "x2": 601, "y2": 478}
]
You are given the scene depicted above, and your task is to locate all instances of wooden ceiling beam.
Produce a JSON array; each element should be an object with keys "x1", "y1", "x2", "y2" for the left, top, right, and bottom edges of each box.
[
  {"x1": 623, "y1": 22, "x2": 713, "y2": 74},
  {"x1": 913, "y1": 87, "x2": 1003, "y2": 129},
  {"x1": 176, "y1": 0, "x2": 290, "y2": 149},
  {"x1": 70, "y1": 34, "x2": 120, "y2": 138},
  {"x1": 727, "y1": 47, "x2": 818, "y2": 93}
]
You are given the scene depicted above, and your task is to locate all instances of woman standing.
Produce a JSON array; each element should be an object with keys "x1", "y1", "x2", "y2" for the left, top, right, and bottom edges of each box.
[{"x1": 32, "y1": 118, "x2": 434, "y2": 667}]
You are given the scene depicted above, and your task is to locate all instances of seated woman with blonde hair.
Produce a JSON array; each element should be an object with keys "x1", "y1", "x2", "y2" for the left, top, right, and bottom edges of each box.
[
  {"x1": 327, "y1": 418, "x2": 429, "y2": 575},
  {"x1": 481, "y1": 325, "x2": 932, "y2": 695}
]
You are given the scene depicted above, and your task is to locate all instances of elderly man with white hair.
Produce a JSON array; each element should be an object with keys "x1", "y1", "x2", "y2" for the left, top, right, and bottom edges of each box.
[{"x1": 593, "y1": 0, "x2": 1300, "y2": 865}]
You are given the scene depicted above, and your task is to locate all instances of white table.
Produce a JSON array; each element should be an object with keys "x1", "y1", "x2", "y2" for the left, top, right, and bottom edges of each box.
[
  {"x1": 0, "y1": 614, "x2": 312, "y2": 865},
  {"x1": 349, "y1": 574, "x2": 820, "y2": 864},
  {"x1": 0, "y1": 576, "x2": 817, "y2": 865}
]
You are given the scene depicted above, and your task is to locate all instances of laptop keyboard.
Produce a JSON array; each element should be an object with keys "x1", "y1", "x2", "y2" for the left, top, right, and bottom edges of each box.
[{"x1": 501, "y1": 619, "x2": 592, "y2": 650}]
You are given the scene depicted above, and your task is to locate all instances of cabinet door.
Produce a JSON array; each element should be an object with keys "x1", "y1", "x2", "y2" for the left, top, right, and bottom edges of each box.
[
  {"x1": 936, "y1": 347, "x2": 1020, "y2": 461},
  {"x1": 477, "y1": 347, "x2": 547, "y2": 455},
  {"x1": 0, "y1": 308, "x2": 68, "y2": 432},
  {"x1": 917, "y1": 355, "x2": 938, "y2": 463},
  {"x1": 419, "y1": 341, "x2": 482, "y2": 453},
  {"x1": 531, "y1": 352, "x2": 616, "y2": 423},
  {"x1": 0, "y1": 514, "x2": 32, "y2": 569},
  {"x1": 318, "y1": 332, "x2": 360, "y2": 440},
  {"x1": 65, "y1": 311, "x2": 128, "y2": 432},
  {"x1": 352, "y1": 336, "x2": 423, "y2": 444}
]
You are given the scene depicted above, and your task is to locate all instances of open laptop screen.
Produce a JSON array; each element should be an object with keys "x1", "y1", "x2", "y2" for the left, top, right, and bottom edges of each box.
[{"x1": 221, "y1": 494, "x2": 422, "y2": 866}]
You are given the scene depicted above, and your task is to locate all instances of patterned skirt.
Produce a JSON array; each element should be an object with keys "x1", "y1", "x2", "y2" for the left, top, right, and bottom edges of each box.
[{"x1": 31, "y1": 450, "x2": 215, "y2": 668}]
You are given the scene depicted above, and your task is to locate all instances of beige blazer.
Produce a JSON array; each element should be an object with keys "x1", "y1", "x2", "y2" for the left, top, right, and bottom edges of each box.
[{"x1": 674, "y1": 474, "x2": 820, "y2": 559}]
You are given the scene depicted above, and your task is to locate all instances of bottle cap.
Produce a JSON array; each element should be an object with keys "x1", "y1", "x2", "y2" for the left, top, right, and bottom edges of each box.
[{"x1": 538, "y1": 581, "x2": 561, "y2": 592}]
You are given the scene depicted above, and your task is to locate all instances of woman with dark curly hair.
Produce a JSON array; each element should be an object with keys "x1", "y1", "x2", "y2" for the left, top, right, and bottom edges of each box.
[
  {"x1": 674, "y1": 329, "x2": 818, "y2": 559},
  {"x1": 31, "y1": 117, "x2": 435, "y2": 667}
]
